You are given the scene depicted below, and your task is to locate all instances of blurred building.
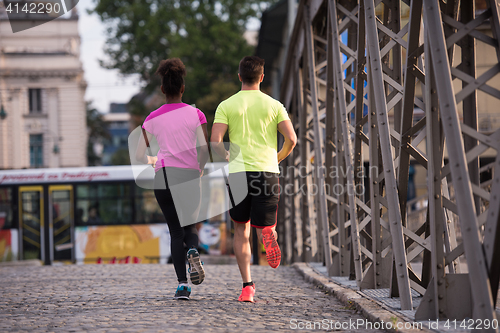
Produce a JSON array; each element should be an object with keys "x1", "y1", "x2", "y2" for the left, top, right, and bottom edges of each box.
[
  {"x1": 101, "y1": 103, "x2": 131, "y2": 165},
  {"x1": 0, "y1": 4, "x2": 86, "y2": 169}
]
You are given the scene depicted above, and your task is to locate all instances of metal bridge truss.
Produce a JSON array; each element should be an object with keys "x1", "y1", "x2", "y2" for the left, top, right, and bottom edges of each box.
[{"x1": 277, "y1": 0, "x2": 500, "y2": 326}]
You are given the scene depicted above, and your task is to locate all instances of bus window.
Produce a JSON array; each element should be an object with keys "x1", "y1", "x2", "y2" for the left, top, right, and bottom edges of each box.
[
  {"x1": 0, "y1": 188, "x2": 13, "y2": 230},
  {"x1": 134, "y1": 187, "x2": 166, "y2": 224},
  {"x1": 76, "y1": 183, "x2": 132, "y2": 225}
]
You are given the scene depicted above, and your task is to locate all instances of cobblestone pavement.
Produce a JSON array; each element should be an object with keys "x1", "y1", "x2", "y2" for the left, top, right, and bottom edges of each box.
[{"x1": 0, "y1": 264, "x2": 383, "y2": 332}]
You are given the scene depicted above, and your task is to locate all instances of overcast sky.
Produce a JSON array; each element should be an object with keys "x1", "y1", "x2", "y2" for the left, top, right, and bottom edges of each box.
[{"x1": 78, "y1": 0, "x2": 261, "y2": 114}]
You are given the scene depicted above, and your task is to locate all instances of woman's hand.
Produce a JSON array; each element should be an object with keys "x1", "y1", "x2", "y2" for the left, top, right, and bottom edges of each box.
[{"x1": 147, "y1": 156, "x2": 158, "y2": 167}]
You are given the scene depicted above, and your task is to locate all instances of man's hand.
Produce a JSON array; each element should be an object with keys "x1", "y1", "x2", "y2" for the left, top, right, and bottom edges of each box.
[{"x1": 211, "y1": 123, "x2": 229, "y2": 160}]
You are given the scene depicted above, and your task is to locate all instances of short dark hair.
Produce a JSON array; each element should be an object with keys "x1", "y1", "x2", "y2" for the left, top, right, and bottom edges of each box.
[
  {"x1": 156, "y1": 58, "x2": 186, "y2": 97},
  {"x1": 239, "y1": 56, "x2": 265, "y2": 84}
]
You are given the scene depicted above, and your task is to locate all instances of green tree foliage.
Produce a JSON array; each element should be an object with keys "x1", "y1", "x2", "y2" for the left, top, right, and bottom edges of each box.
[
  {"x1": 196, "y1": 78, "x2": 239, "y2": 138},
  {"x1": 86, "y1": 102, "x2": 110, "y2": 166},
  {"x1": 92, "y1": 0, "x2": 276, "y2": 120}
]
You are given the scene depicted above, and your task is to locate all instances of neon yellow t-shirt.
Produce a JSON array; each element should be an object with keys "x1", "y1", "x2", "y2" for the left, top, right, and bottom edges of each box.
[{"x1": 214, "y1": 90, "x2": 290, "y2": 174}]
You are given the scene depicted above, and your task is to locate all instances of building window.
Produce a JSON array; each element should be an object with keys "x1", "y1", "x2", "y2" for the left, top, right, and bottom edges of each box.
[
  {"x1": 30, "y1": 134, "x2": 44, "y2": 168},
  {"x1": 29, "y1": 89, "x2": 42, "y2": 114}
]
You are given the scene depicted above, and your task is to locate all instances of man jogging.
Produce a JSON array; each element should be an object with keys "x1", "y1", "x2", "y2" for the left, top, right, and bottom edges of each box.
[{"x1": 211, "y1": 56, "x2": 297, "y2": 302}]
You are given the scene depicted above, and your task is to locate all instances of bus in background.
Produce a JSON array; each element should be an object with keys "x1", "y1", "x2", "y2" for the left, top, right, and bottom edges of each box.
[{"x1": 0, "y1": 164, "x2": 231, "y2": 265}]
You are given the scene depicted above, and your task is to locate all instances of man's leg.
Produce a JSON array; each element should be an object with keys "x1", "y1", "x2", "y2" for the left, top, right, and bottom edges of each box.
[
  {"x1": 256, "y1": 226, "x2": 277, "y2": 244},
  {"x1": 250, "y1": 172, "x2": 281, "y2": 268},
  {"x1": 233, "y1": 221, "x2": 252, "y2": 283}
]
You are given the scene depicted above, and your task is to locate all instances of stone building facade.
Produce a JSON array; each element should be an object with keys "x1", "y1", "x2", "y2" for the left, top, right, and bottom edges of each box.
[{"x1": 0, "y1": 5, "x2": 86, "y2": 169}]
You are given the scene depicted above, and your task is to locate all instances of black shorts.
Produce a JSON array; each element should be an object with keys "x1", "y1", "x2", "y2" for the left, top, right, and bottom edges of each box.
[{"x1": 228, "y1": 171, "x2": 280, "y2": 228}]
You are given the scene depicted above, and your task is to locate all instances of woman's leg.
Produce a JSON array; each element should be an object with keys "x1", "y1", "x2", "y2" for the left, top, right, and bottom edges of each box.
[
  {"x1": 154, "y1": 172, "x2": 188, "y2": 283},
  {"x1": 166, "y1": 169, "x2": 202, "y2": 227},
  {"x1": 183, "y1": 224, "x2": 199, "y2": 250}
]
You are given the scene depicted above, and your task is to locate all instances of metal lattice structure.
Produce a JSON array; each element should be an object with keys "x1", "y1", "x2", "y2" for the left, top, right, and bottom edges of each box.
[{"x1": 278, "y1": 0, "x2": 500, "y2": 326}]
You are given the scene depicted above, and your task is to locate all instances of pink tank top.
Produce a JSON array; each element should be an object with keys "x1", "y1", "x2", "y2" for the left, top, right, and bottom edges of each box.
[{"x1": 142, "y1": 103, "x2": 207, "y2": 172}]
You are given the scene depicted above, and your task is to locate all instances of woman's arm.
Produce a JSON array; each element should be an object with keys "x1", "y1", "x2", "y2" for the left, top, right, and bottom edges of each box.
[{"x1": 136, "y1": 128, "x2": 157, "y2": 165}]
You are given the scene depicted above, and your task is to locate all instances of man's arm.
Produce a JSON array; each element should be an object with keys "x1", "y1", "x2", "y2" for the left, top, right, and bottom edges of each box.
[
  {"x1": 210, "y1": 123, "x2": 229, "y2": 161},
  {"x1": 197, "y1": 123, "x2": 210, "y2": 171},
  {"x1": 277, "y1": 120, "x2": 297, "y2": 163}
]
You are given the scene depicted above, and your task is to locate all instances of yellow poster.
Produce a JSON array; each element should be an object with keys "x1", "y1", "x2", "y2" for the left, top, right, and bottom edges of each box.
[{"x1": 75, "y1": 224, "x2": 170, "y2": 264}]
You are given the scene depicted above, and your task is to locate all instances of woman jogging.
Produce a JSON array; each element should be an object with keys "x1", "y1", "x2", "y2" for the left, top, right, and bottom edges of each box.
[{"x1": 136, "y1": 58, "x2": 209, "y2": 300}]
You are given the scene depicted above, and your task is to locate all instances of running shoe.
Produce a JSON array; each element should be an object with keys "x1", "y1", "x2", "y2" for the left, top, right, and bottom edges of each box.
[
  {"x1": 238, "y1": 284, "x2": 256, "y2": 302},
  {"x1": 187, "y1": 247, "x2": 205, "y2": 285},
  {"x1": 262, "y1": 227, "x2": 281, "y2": 268},
  {"x1": 174, "y1": 285, "x2": 191, "y2": 300}
]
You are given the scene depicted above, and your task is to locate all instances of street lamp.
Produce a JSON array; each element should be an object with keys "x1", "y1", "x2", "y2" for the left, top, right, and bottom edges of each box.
[{"x1": 0, "y1": 104, "x2": 6, "y2": 120}]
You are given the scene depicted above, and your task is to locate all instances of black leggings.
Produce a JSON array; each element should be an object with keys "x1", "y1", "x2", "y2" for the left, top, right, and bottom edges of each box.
[{"x1": 154, "y1": 167, "x2": 201, "y2": 283}]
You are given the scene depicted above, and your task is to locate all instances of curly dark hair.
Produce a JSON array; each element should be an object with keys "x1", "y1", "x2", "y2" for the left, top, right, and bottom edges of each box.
[{"x1": 156, "y1": 58, "x2": 187, "y2": 97}]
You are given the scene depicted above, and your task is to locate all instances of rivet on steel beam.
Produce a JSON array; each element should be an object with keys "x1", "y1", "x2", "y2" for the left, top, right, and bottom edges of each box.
[
  {"x1": 371, "y1": 124, "x2": 376, "y2": 128},
  {"x1": 377, "y1": 283, "x2": 381, "y2": 286},
  {"x1": 435, "y1": 194, "x2": 440, "y2": 199},
  {"x1": 399, "y1": 263, "x2": 403, "y2": 266},
  {"x1": 437, "y1": 264, "x2": 443, "y2": 269},
  {"x1": 376, "y1": 272, "x2": 380, "y2": 276},
  {"x1": 399, "y1": 274, "x2": 404, "y2": 278},
  {"x1": 439, "y1": 309, "x2": 444, "y2": 314},
  {"x1": 437, "y1": 280, "x2": 443, "y2": 285},
  {"x1": 438, "y1": 295, "x2": 444, "y2": 300}
]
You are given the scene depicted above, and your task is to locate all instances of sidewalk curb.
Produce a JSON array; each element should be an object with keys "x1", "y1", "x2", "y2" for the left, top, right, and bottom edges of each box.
[{"x1": 293, "y1": 262, "x2": 432, "y2": 333}]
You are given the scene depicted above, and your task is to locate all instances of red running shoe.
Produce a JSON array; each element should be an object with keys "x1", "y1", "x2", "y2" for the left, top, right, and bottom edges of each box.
[
  {"x1": 238, "y1": 284, "x2": 256, "y2": 302},
  {"x1": 262, "y1": 227, "x2": 281, "y2": 268}
]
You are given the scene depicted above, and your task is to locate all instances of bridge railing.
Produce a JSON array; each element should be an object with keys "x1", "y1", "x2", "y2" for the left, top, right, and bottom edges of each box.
[{"x1": 277, "y1": 0, "x2": 500, "y2": 327}]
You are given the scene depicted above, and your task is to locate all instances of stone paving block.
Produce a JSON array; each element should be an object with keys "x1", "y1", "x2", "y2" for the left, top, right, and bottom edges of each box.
[{"x1": 0, "y1": 263, "x2": 383, "y2": 332}]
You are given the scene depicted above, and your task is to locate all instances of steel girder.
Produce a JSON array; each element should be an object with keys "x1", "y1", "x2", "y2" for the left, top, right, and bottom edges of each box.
[{"x1": 279, "y1": 0, "x2": 500, "y2": 325}]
